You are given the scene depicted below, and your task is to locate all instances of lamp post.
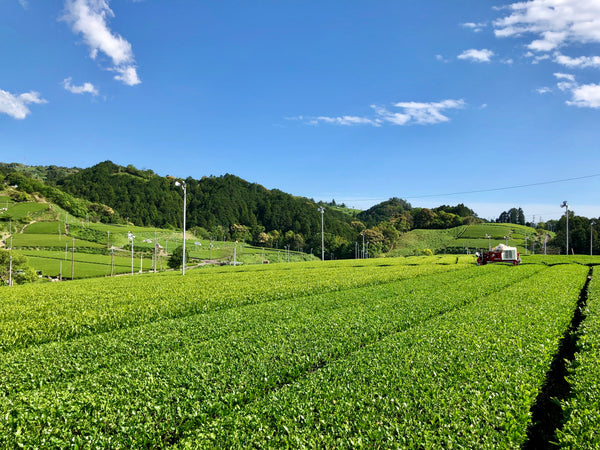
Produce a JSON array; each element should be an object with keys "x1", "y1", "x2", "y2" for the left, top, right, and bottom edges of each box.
[
  {"x1": 485, "y1": 234, "x2": 491, "y2": 251},
  {"x1": 128, "y1": 231, "x2": 135, "y2": 275},
  {"x1": 175, "y1": 180, "x2": 187, "y2": 275},
  {"x1": 561, "y1": 201, "x2": 569, "y2": 255},
  {"x1": 318, "y1": 207, "x2": 325, "y2": 261}
]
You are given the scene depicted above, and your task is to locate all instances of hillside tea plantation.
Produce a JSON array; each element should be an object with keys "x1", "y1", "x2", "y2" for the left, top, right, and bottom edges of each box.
[{"x1": 0, "y1": 256, "x2": 597, "y2": 448}]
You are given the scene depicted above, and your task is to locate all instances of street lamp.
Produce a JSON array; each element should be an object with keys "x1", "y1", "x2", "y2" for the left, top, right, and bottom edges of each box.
[
  {"x1": 128, "y1": 231, "x2": 135, "y2": 275},
  {"x1": 485, "y1": 233, "x2": 491, "y2": 251},
  {"x1": 174, "y1": 180, "x2": 187, "y2": 275},
  {"x1": 561, "y1": 201, "x2": 569, "y2": 255},
  {"x1": 318, "y1": 207, "x2": 325, "y2": 261}
]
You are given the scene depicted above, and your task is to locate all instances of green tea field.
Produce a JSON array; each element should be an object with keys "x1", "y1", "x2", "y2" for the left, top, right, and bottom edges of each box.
[{"x1": 0, "y1": 256, "x2": 597, "y2": 447}]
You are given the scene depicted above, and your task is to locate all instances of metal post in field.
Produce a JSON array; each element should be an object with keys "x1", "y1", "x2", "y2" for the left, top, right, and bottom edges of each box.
[{"x1": 71, "y1": 237, "x2": 75, "y2": 280}]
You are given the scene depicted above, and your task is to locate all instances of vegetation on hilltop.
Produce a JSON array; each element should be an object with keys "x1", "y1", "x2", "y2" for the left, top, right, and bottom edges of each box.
[{"x1": 5, "y1": 160, "x2": 596, "y2": 259}]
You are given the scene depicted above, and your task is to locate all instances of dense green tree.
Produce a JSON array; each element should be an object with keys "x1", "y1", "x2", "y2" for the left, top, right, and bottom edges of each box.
[
  {"x1": 167, "y1": 245, "x2": 189, "y2": 269},
  {"x1": 0, "y1": 250, "x2": 37, "y2": 285},
  {"x1": 551, "y1": 212, "x2": 600, "y2": 255}
]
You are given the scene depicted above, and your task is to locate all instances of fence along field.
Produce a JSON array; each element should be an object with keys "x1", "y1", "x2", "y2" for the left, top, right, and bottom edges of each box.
[{"x1": 0, "y1": 257, "x2": 594, "y2": 447}]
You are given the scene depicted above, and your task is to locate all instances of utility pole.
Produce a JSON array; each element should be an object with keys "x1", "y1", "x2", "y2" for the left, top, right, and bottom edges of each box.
[
  {"x1": 71, "y1": 237, "x2": 75, "y2": 280},
  {"x1": 110, "y1": 248, "x2": 114, "y2": 277},
  {"x1": 362, "y1": 232, "x2": 365, "y2": 259},
  {"x1": 591, "y1": 221, "x2": 595, "y2": 256},
  {"x1": 8, "y1": 237, "x2": 12, "y2": 287},
  {"x1": 174, "y1": 180, "x2": 187, "y2": 275},
  {"x1": 561, "y1": 201, "x2": 569, "y2": 255},
  {"x1": 129, "y1": 232, "x2": 135, "y2": 275},
  {"x1": 154, "y1": 231, "x2": 157, "y2": 272},
  {"x1": 318, "y1": 207, "x2": 325, "y2": 261}
]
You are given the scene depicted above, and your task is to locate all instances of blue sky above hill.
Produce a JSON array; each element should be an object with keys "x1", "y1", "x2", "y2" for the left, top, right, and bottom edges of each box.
[{"x1": 1, "y1": 0, "x2": 600, "y2": 221}]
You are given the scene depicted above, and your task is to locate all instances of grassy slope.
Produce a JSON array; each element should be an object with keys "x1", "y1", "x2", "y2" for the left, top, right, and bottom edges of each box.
[
  {"x1": 388, "y1": 223, "x2": 551, "y2": 256},
  {"x1": 1, "y1": 189, "x2": 316, "y2": 279}
]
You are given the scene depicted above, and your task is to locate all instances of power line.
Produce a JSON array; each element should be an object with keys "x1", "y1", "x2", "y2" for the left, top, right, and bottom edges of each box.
[
  {"x1": 330, "y1": 173, "x2": 600, "y2": 203},
  {"x1": 405, "y1": 173, "x2": 600, "y2": 199}
]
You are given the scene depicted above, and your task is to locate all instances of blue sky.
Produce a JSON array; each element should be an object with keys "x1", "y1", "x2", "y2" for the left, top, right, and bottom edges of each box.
[{"x1": 1, "y1": 1, "x2": 600, "y2": 221}]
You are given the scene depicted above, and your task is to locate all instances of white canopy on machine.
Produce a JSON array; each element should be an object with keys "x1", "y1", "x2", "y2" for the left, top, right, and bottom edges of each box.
[{"x1": 492, "y1": 243, "x2": 518, "y2": 260}]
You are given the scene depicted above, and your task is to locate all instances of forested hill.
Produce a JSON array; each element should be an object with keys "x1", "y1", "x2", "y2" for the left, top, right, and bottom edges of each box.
[{"x1": 55, "y1": 161, "x2": 355, "y2": 244}]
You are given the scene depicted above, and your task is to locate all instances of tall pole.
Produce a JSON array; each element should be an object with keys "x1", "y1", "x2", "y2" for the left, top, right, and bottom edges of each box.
[
  {"x1": 71, "y1": 237, "x2": 75, "y2": 280},
  {"x1": 591, "y1": 221, "x2": 595, "y2": 256},
  {"x1": 129, "y1": 232, "x2": 134, "y2": 275},
  {"x1": 362, "y1": 232, "x2": 365, "y2": 259},
  {"x1": 561, "y1": 201, "x2": 569, "y2": 255},
  {"x1": 174, "y1": 180, "x2": 187, "y2": 275},
  {"x1": 8, "y1": 237, "x2": 12, "y2": 286},
  {"x1": 318, "y1": 207, "x2": 325, "y2": 261}
]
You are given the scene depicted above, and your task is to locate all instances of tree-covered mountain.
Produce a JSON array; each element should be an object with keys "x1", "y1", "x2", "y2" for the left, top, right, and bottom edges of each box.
[
  {"x1": 54, "y1": 161, "x2": 356, "y2": 251},
  {"x1": 1, "y1": 160, "x2": 485, "y2": 258}
]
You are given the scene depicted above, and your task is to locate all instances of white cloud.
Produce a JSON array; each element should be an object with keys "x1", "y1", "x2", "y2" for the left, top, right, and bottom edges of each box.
[
  {"x1": 554, "y1": 53, "x2": 600, "y2": 68},
  {"x1": 297, "y1": 99, "x2": 465, "y2": 127},
  {"x1": 19, "y1": 0, "x2": 28, "y2": 8},
  {"x1": 458, "y1": 49, "x2": 494, "y2": 63},
  {"x1": 543, "y1": 73, "x2": 600, "y2": 108},
  {"x1": 387, "y1": 100, "x2": 466, "y2": 125},
  {"x1": 554, "y1": 73, "x2": 576, "y2": 82},
  {"x1": 554, "y1": 73, "x2": 577, "y2": 92},
  {"x1": 536, "y1": 87, "x2": 552, "y2": 94},
  {"x1": 0, "y1": 89, "x2": 47, "y2": 119},
  {"x1": 110, "y1": 65, "x2": 141, "y2": 86},
  {"x1": 567, "y1": 83, "x2": 600, "y2": 108},
  {"x1": 461, "y1": 22, "x2": 487, "y2": 32},
  {"x1": 62, "y1": 0, "x2": 141, "y2": 86},
  {"x1": 62, "y1": 77, "x2": 99, "y2": 95},
  {"x1": 494, "y1": 0, "x2": 600, "y2": 52},
  {"x1": 308, "y1": 116, "x2": 381, "y2": 127}
]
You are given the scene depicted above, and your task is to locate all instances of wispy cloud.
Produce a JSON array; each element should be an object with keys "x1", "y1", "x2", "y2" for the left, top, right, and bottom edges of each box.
[
  {"x1": 494, "y1": 0, "x2": 600, "y2": 52},
  {"x1": 62, "y1": 77, "x2": 99, "y2": 95},
  {"x1": 19, "y1": 0, "x2": 28, "y2": 8},
  {"x1": 0, "y1": 89, "x2": 47, "y2": 119},
  {"x1": 307, "y1": 116, "x2": 381, "y2": 127},
  {"x1": 62, "y1": 0, "x2": 141, "y2": 86},
  {"x1": 458, "y1": 49, "x2": 494, "y2": 63},
  {"x1": 297, "y1": 100, "x2": 465, "y2": 127},
  {"x1": 554, "y1": 53, "x2": 600, "y2": 69},
  {"x1": 461, "y1": 22, "x2": 487, "y2": 33}
]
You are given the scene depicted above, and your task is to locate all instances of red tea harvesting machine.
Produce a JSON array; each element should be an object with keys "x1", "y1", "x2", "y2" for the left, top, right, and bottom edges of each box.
[{"x1": 476, "y1": 244, "x2": 521, "y2": 266}]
